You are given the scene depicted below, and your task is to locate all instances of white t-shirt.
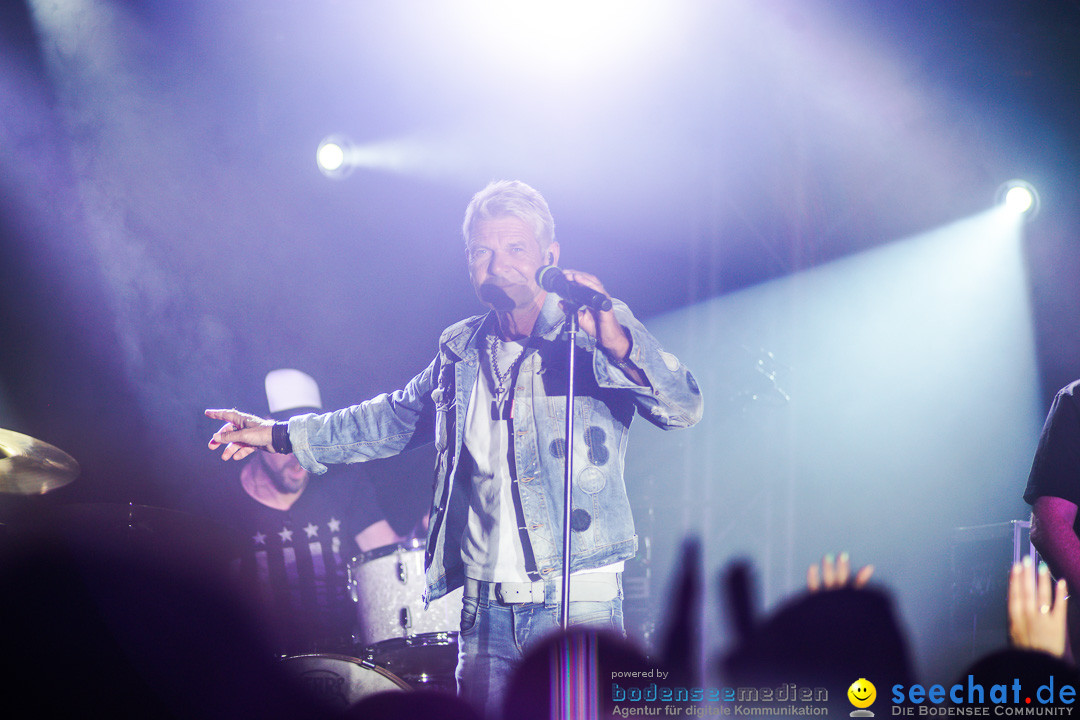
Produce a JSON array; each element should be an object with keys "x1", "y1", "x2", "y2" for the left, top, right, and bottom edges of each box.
[
  {"x1": 460, "y1": 334, "x2": 625, "y2": 583},
  {"x1": 461, "y1": 337, "x2": 530, "y2": 582}
]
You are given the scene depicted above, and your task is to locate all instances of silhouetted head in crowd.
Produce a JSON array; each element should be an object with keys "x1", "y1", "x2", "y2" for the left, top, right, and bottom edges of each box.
[{"x1": 720, "y1": 586, "x2": 915, "y2": 714}]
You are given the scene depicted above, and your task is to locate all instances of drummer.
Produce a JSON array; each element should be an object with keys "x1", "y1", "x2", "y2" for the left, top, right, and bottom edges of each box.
[{"x1": 211, "y1": 369, "x2": 401, "y2": 657}]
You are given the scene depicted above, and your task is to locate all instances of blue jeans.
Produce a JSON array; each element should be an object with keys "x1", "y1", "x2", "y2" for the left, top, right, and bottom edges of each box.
[{"x1": 456, "y1": 578, "x2": 625, "y2": 719}]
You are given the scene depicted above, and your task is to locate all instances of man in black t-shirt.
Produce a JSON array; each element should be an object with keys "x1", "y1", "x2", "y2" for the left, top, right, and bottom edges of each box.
[
  {"x1": 1023, "y1": 380, "x2": 1080, "y2": 657},
  {"x1": 219, "y1": 369, "x2": 401, "y2": 656}
]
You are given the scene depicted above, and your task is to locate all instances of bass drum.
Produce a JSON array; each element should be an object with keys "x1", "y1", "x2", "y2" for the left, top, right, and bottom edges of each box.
[
  {"x1": 280, "y1": 653, "x2": 410, "y2": 711},
  {"x1": 349, "y1": 539, "x2": 462, "y2": 690}
]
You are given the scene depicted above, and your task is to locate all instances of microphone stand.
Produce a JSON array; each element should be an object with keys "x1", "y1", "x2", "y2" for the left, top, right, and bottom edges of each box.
[{"x1": 559, "y1": 304, "x2": 579, "y2": 630}]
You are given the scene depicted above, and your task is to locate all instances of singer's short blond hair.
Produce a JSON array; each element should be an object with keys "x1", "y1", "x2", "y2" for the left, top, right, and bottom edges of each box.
[{"x1": 462, "y1": 180, "x2": 556, "y2": 255}]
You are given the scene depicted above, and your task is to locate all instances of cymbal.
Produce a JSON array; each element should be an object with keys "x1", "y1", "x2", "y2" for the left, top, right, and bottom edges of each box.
[{"x1": 0, "y1": 428, "x2": 79, "y2": 494}]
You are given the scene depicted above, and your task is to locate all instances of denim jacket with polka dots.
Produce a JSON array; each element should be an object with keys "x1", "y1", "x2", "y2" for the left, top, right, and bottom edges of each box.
[{"x1": 289, "y1": 292, "x2": 703, "y2": 602}]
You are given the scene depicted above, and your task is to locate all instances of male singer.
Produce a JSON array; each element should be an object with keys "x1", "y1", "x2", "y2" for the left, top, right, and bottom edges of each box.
[{"x1": 207, "y1": 180, "x2": 703, "y2": 716}]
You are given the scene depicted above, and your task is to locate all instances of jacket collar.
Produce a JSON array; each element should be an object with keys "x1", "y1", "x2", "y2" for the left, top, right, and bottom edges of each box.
[
  {"x1": 442, "y1": 293, "x2": 567, "y2": 359},
  {"x1": 533, "y1": 291, "x2": 568, "y2": 339}
]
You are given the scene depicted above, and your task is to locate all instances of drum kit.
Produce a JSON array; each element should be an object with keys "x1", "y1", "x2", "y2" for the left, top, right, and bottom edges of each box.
[
  {"x1": 285, "y1": 540, "x2": 464, "y2": 709},
  {"x1": 348, "y1": 539, "x2": 463, "y2": 688},
  {"x1": 0, "y1": 427, "x2": 461, "y2": 710}
]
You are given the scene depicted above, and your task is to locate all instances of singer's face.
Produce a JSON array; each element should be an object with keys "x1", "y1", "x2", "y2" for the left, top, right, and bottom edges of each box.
[{"x1": 466, "y1": 216, "x2": 559, "y2": 312}]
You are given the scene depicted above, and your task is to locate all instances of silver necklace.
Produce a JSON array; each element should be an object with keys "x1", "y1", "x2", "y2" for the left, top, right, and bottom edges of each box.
[{"x1": 489, "y1": 333, "x2": 525, "y2": 420}]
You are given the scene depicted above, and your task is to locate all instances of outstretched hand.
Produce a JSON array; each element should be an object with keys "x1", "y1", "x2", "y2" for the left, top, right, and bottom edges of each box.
[
  {"x1": 806, "y1": 552, "x2": 874, "y2": 593},
  {"x1": 205, "y1": 408, "x2": 275, "y2": 461},
  {"x1": 1008, "y1": 556, "x2": 1068, "y2": 657}
]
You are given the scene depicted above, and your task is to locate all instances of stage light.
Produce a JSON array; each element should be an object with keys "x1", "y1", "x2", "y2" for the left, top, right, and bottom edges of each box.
[
  {"x1": 316, "y1": 135, "x2": 355, "y2": 179},
  {"x1": 1004, "y1": 186, "x2": 1034, "y2": 215},
  {"x1": 996, "y1": 180, "x2": 1040, "y2": 219},
  {"x1": 317, "y1": 141, "x2": 345, "y2": 172}
]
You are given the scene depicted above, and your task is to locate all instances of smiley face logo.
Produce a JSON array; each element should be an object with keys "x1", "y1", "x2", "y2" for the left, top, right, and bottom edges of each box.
[{"x1": 847, "y1": 678, "x2": 876, "y2": 709}]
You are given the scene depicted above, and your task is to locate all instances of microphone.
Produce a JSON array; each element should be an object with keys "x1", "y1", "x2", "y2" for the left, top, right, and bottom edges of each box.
[{"x1": 536, "y1": 266, "x2": 612, "y2": 311}]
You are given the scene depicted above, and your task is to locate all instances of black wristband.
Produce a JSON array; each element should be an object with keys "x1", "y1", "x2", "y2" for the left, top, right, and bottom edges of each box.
[{"x1": 271, "y1": 421, "x2": 293, "y2": 455}]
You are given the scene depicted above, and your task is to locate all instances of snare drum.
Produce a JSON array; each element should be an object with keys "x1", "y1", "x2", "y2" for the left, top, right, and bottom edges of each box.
[
  {"x1": 348, "y1": 540, "x2": 463, "y2": 687},
  {"x1": 280, "y1": 653, "x2": 409, "y2": 710}
]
